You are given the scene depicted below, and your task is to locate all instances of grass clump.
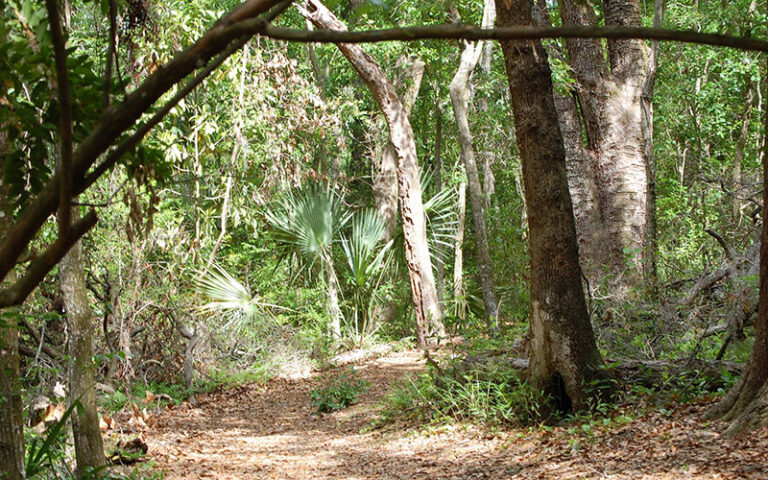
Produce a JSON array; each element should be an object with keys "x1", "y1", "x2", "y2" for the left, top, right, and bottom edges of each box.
[
  {"x1": 381, "y1": 360, "x2": 552, "y2": 427},
  {"x1": 310, "y1": 368, "x2": 370, "y2": 412}
]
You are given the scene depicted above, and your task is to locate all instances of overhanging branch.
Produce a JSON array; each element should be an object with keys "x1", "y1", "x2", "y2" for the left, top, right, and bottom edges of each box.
[
  {"x1": 0, "y1": 210, "x2": 98, "y2": 308},
  {"x1": 255, "y1": 23, "x2": 768, "y2": 53}
]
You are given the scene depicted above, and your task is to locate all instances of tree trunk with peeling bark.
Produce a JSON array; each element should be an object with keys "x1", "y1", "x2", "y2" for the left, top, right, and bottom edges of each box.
[
  {"x1": 60, "y1": 209, "x2": 106, "y2": 475},
  {"x1": 558, "y1": 0, "x2": 650, "y2": 293},
  {"x1": 300, "y1": 0, "x2": 444, "y2": 346},
  {"x1": 496, "y1": 0, "x2": 603, "y2": 410},
  {"x1": 374, "y1": 56, "x2": 425, "y2": 241},
  {"x1": 449, "y1": 0, "x2": 499, "y2": 326},
  {"x1": 0, "y1": 134, "x2": 25, "y2": 480}
]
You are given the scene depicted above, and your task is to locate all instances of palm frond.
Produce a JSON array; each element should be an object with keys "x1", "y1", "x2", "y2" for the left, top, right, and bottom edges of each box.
[
  {"x1": 264, "y1": 184, "x2": 349, "y2": 269},
  {"x1": 421, "y1": 169, "x2": 458, "y2": 265},
  {"x1": 341, "y1": 209, "x2": 392, "y2": 288}
]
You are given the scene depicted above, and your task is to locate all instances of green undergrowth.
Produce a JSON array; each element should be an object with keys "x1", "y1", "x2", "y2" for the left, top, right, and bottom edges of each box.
[
  {"x1": 310, "y1": 367, "x2": 370, "y2": 413},
  {"x1": 376, "y1": 347, "x2": 740, "y2": 434},
  {"x1": 378, "y1": 359, "x2": 554, "y2": 428}
]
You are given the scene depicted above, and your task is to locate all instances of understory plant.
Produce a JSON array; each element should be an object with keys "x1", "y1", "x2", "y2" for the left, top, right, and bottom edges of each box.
[
  {"x1": 310, "y1": 368, "x2": 370, "y2": 412},
  {"x1": 382, "y1": 361, "x2": 553, "y2": 426}
]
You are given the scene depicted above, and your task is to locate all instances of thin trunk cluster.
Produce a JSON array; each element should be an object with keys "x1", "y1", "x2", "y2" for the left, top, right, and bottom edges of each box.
[{"x1": 449, "y1": 0, "x2": 499, "y2": 326}]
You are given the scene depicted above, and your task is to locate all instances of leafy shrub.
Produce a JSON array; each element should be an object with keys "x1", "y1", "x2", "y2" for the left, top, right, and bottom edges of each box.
[{"x1": 310, "y1": 368, "x2": 370, "y2": 412}]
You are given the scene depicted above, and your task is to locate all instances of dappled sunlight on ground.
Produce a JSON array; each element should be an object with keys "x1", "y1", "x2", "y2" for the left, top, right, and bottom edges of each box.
[{"x1": 142, "y1": 350, "x2": 768, "y2": 480}]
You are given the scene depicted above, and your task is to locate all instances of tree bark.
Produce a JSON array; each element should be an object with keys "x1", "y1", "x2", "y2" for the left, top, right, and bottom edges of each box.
[
  {"x1": 300, "y1": 0, "x2": 444, "y2": 346},
  {"x1": 60, "y1": 209, "x2": 106, "y2": 475},
  {"x1": 449, "y1": 0, "x2": 499, "y2": 326},
  {"x1": 707, "y1": 37, "x2": 768, "y2": 437},
  {"x1": 496, "y1": 0, "x2": 603, "y2": 409},
  {"x1": 558, "y1": 0, "x2": 650, "y2": 293},
  {"x1": 374, "y1": 56, "x2": 425, "y2": 241},
  {"x1": 0, "y1": 133, "x2": 25, "y2": 480},
  {"x1": 324, "y1": 255, "x2": 343, "y2": 339}
]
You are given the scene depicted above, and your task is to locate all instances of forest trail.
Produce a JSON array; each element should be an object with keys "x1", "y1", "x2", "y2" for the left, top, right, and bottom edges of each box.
[{"x1": 142, "y1": 349, "x2": 768, "y2": 480}]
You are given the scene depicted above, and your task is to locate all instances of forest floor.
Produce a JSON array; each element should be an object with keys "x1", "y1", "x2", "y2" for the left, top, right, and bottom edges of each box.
[{"x1": 132, "y1": 349, "x2": 768, "y2": 479}]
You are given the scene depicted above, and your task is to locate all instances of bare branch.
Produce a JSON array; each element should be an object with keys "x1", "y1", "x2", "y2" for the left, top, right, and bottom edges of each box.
[{"x1": 705, "y1": 228, "x2": 737, "y2": 262}]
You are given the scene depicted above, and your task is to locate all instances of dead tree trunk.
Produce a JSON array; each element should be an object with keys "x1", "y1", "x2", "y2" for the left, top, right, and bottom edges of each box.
[
  {"x1": 449, "y1": 0, "x2": 499, "y2": 326},
  {"x1": 496, "y1": 0, "x2": 603, "y2": 410},
  {"x1": 300, "y1": 0, "x2": 444, "y2": 346},
  {"x1": 60, "y1": 209, "x2": 106, "y2": 475}
]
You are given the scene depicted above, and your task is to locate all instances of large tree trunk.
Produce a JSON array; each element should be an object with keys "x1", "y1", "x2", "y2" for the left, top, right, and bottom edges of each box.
[
  {"x1": 60, "y1": 209, "x2": 106, "y2": 475},
  {"x1": 449, "y1": 0, "x2": 499, "y2": 326},
  {"x1": 558, "y1": 0, "x2": 650, "y2": 293},
  {"x1": 0, "y1": 134, "x2": 25, "y2": 480},
  {"x1": 496, "y1": 0, "x2": 603, "y2": 409},
  {"x1": 300, "y1": 0, "x2": 444, "y2": 346},
  {"x1": 706, "y1": 43, "x2": 768, "y2": 437}
]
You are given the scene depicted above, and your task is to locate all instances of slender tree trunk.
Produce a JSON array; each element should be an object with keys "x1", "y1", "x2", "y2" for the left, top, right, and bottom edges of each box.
[
  {"x1": 60, "y1": 209, "x2": 106, "y2": 475},
  {"x1": 453, "y1": 181, "x2": 467, "y2": 321},
  {"x1": 301, "y1": 0, "x2": 444, "y2": 346},
  {"x1": 496, "y1": 0, "x2": 603, "y2": 409},
  {"x1": 324, "y1": 255, "x2": 342, "y2": 340},
  {"x1": 642, "y1": 0, "x2": 664, "y2": 290},
  {"x1": 733, "y1": 74, "x2": 756, "y2": 219},
  {"x1": 449, "y1": 0, "x2": 498, "y2": 326},
  {"x1": 374, "y1": 56, "x2": 425, "y2": 241},
  {"x1": 204, "y1": 46, "x2": 248, "y2": 275},
  {"x1": 706, "y1": 37, "x2": 768, "y2": 437},
  {"x1": 0, "y1": 133, "x2": 25, "y2": 480}
]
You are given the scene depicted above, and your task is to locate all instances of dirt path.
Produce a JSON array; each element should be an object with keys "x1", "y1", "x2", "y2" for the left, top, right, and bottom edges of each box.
[{"x1": 143, "y1": 350, "x2": 768, "y2": 480}]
